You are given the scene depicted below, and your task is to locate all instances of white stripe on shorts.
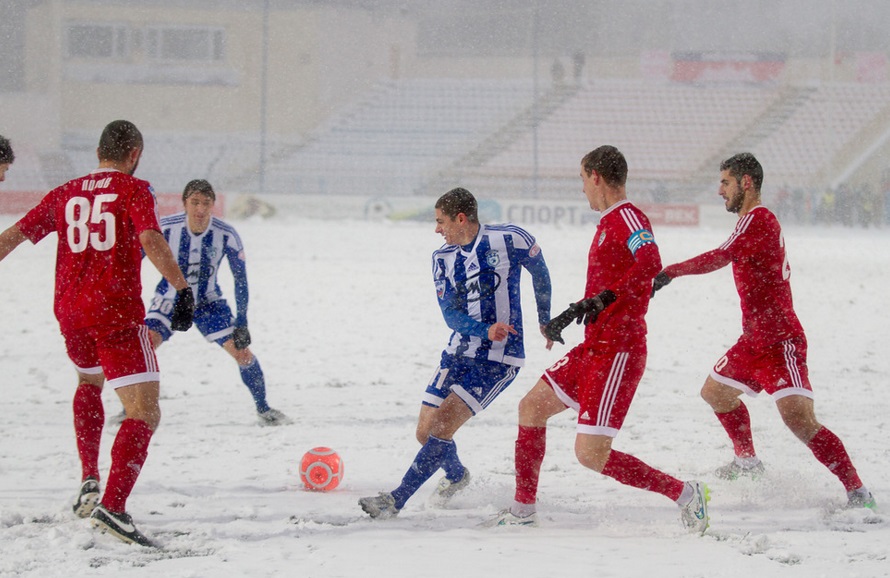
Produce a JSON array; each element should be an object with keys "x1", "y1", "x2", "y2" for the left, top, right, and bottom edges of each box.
[
  {"x1": 138, "y1": 325, "x2": 158, "y2": 373},
  {"x1": 596, "y1": 352, "x2": 629, "y2": 428}
]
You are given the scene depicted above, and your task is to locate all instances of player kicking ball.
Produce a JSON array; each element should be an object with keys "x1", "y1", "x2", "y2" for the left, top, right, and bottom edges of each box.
[{"x1": 359, "y1": 188, "x2": 553, "y2": 519}]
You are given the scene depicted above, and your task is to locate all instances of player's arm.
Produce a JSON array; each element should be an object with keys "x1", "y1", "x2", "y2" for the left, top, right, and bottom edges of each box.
[
  {"x1": 438, "y1": 283, "x2": 492, "y2": 339},
  {"x1": 225, "y1": 245, "x2": 249, "y2": 325},
  {"x1": 653, "y1": 247, "x2": 731, "y2": 296},
  {"x1": 0, "y1": 224, "x2": 27, "y2": 262},
  {"x1": 140, "y1": 229, "x2": 194, "y2": 331},
  {"x1": 521, "y1": 246, "x2": 552, "y2": 327},
  {"x1": 141, "y1": 229, "x2": 187, "y2": 290},
  {"x1": 225, "y1": 242, "x2": 251, "y2": 349},
  {"x1": 557, "y1": 229, "x2": 661, "y2": 331},
  {"x1": 2, "y1": 192, "x2": 56, "y2": 261},
  {"x1": 514, "y1": 233, "x2": 554, "y2": 346},
  {"x1": 611, "y1": 239, "x2": 662, "y2": 299}
]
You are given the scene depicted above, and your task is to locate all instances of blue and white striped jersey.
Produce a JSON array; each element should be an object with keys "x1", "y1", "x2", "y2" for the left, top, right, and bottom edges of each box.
[
  {"x1": 151, "y1": 213, "x2": 249, "y2": 326},
  {"x1": 433, "y1": 223, "x2": 551, "y2": 367}
]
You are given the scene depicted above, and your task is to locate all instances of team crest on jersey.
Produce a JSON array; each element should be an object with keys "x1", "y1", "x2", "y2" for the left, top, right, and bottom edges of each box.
[
  {"x1": 485, "y1": 250, "x2": 500, "y2": 267},
  {"x1": 598, "y1": 231, "x2": 607, "y2": 246},
  {"x1": 435, "y1": 278, "x2": 446, "y2": 300},
  {"x1": 528, "y1": 243, "x2": 541, "y2": 258}
]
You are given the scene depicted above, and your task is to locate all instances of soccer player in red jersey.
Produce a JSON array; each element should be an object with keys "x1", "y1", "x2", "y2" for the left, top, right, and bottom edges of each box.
[
  {"x1": 653, "y1": 152, "x2": 875, "y2": 510},
  {"x1": 0, "y1": 134, "x2": 14, "y2": 182},
  {"x1": 0, "y1": 120, "x2": 196, "y2": 546},
  {"x1": 487, "y1": 146, "x2": 709, "y2": 533}
]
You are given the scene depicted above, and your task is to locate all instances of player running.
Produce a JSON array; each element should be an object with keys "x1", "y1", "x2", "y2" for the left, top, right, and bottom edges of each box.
[
  {"x1": 0, "y1": 120, "x2": 195, "y2": 546},
  {"x1": 359, "y1": 187, "x2": 552, "y2": 518},
  {"x1": 144, "y1": 179, "x2": 290, "y2": 425},
  {"x1": 653, "y1": 152, "x2": 875, "y2": 510},
  {"x1": 487, "y1": 146, "x2": 709, "y2": 534}
]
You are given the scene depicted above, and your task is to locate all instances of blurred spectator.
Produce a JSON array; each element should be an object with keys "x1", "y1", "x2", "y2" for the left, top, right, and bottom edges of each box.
[
  {"x1": 551, "y1": 58, "x2": 566, "y2": 86},
  {"x1": 836, "y1": 184, "x2": 853, "y2": 227},
  {"x1": 881, "y1": 169, "x2": 890, "y2": 225},
  {"x1": 791, "y1": 188, "x2": 808, "y2": 224},
  {"x1": 572, "y1": 50, "x2": 586, "y2": 83},
  {"x1": 816, "y1": 187, "x2": 835, "y2": 224},
  {"x1": 775, "y1": 185, "x2": 791, "y2": 221}
]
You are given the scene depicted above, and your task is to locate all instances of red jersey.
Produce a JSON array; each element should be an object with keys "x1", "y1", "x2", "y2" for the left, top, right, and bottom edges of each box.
[
  {"x1": 583, "y1": 200, "x2": 661, "y2": 350},
  {"x1": 663, "y1": 206, "x2": 804, "y2": 348},
  {"x1": 16, "y1": 168, "x2": 161, "y2": 332}
]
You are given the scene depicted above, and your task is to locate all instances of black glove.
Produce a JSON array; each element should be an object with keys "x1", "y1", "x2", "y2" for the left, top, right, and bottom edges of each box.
[
  {"x1": 651, "y1": 271, "x2": 672, "y2": 297},
  {"x1": 543, "y1": 304, "x2": 583, "y2": 345},
  {"x1": 574, "y1": 290, "x2": 617, "y2": 325},
  {"x1": 170, "y1": 287, "x2": 195, "y2": 332},
  {"x1": 233, "y1": 326, "x2": 251, "y2": 350}
]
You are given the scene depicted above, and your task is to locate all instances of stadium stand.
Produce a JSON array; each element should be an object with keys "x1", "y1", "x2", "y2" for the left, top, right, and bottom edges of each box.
[
  {"x1": 750, "y1": 83, "x2": 890, "y2": 187},
  {"x1": 452, "y1": 79, "x2": 782, "y2": 198},
  {"x1": 10, "y1": 79, "x2": 890, "y2": 202},
  {"x1": 255, "y1": 78, "x2": 538, "y2": 196}
]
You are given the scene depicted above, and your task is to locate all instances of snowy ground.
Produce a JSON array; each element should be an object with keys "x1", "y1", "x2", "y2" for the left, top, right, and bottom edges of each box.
[{"x1": 0, "y1": 211, "x2": 887, "y2": 578}]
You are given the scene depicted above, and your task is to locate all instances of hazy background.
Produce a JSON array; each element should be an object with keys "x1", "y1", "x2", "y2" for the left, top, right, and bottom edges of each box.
[{"x1": 1, "y1": 0, "x2": 889, "y2": 222}]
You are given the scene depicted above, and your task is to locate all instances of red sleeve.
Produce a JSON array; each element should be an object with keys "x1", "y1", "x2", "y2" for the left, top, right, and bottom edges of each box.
[
  {"x1": 613, "y1": 241, "x2": 661, "y2": 296},
  {"x1": 663, "y1": 247, "x2": 731, "y2": 278},
  {"x1": 16, "y1": 190, "x2": 59, "y2": 244},
  {"x1": 127, "y1": 180, "x2": 161, "y2": 235}
]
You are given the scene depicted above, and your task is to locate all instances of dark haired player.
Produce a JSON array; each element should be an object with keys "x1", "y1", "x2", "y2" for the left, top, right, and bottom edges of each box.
[
  {"x1": 144, "y1": 179, "x2": 290, "y2": 425},
  {"x1": 488, "y1": 146, "x2": 709, "y2": 534},
  {"x1": 360, "y1": 187, "x2": 552, "y2": 518},
  {"x1": 0, "y1": 134, "x2": 14, "y2": 182},
  {"x1": 0, "y1": 120, "x2": 194, "y2": 546},
  {"x1": 653, "y1": 152, "x2": 875, "y2": 510}
]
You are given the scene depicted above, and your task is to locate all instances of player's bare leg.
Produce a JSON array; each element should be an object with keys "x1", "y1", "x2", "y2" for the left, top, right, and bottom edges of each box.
[
  {"x1": 775, "y1": 394, "x2": 821, "y2": 443},
  {"x1": 518, "y1": 379, "x2": 568, "y2": 428},
  {"x1": 574, "y1": 433, "x2": 613, "y2": 472},
  {"x1": 415, "y1": 404, "x2": 437, "y2": 445},
  {"x1": 701, "y1": 376, "x2": 743, "y2": 413}
]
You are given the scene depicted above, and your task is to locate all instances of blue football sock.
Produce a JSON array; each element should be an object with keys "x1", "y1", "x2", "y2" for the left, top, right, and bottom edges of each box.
[
  {"x1": 441, "y1": 438, "x2": 466, "y2": 482},
  {"x1": 390, "y1": 435, "x2": 453, "y2": 509},
  {"x1": 239, "y1": 357, "x2": 270, "y2": 413}
]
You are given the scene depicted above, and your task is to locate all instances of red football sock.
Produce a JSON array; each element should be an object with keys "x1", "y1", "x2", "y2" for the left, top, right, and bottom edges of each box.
[
  {"x1": 806, "y1": 426, "x2": 862, "y2": 492},
  {"x1": 601, "y1": 450, "x2": 686, "y2": 501},
  {"x1": 715, "y1": 401, "x2": 756, "y2": 458},
  {"x1": 73, "y1": 383, "x2": 104, "y2": 481},
  {"x1": 101, "y1": 418, "x2": 154, "y2": 513},
  {"x1": 514, "y1": 425, "x2": 547, "y2": 505}
]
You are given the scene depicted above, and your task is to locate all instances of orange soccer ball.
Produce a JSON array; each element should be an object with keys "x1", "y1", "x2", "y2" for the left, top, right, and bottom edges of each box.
[{"x1": 299, "y1": 447, "x2": 344, "y2": 491}]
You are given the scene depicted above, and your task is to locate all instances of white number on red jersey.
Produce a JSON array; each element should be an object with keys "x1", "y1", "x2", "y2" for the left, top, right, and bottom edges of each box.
[{"x1": 65, "y1": 194, "x2": 119, "y2": 253}]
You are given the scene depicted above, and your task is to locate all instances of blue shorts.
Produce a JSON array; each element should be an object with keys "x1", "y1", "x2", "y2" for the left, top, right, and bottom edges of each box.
[
  {"x1": 145, "y1": 297, "x2": 235, "y2": 346},
  {"x1": 422, "y1": 352, "x2": 520, "y2": 415}
]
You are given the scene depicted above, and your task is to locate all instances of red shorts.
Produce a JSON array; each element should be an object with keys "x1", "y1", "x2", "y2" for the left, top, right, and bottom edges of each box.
[
  {"x1": 710, "y1": 336, "x2": 812, "y2": 400},
  {"x1": 542, "y1": 344, "x2": 647, "y2": 437},
  {"x1": 63, "y1": 324, "x2": 159, "y2": 389}
]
